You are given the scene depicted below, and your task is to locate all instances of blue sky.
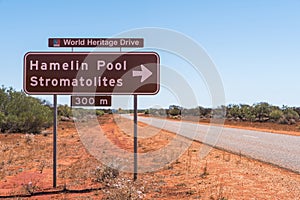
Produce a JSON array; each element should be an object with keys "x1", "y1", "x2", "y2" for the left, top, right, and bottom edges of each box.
[{"x1": 0, "y1": 0, "x2": 300, "y2": 108}]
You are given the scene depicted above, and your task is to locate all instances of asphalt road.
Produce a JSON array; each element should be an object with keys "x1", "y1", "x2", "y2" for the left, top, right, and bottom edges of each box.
[{"x1": 122, "y1": 115, "x2": 300, "y2": 173}]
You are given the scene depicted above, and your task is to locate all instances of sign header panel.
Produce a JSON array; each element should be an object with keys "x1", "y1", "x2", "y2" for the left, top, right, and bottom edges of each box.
[
  {"x1": 48, "y1": 38, "x2": 144, "y2": 48},
  {"x1": 23, "y1": 52, "x2": 159, "y2": 95}
]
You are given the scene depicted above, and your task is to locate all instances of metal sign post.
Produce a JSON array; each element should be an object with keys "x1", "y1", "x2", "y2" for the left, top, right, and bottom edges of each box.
[
  {"x1": 133, "y1": 95, "x2": 138, "y2": 181},
  {"x1": 53, "y1": 94, "x2": 57, "y2": 188}
]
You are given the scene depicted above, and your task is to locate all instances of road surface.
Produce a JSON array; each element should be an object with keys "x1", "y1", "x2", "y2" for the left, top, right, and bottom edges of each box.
[{"x1": 122, "y1": 115, "x2": 300, "y2": 173}]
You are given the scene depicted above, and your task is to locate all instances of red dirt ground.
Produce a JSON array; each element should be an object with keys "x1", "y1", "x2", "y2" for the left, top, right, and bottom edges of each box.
[{"x1": 0, "y1": 114, "x2": 300, "y2": 199}]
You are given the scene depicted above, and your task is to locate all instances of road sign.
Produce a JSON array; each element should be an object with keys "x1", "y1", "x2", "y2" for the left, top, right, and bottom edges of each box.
[
  {"x1": 71, "y1": 95, "x2": 111, "y2": 106},
  {"x1": 48, "y1": 38, "x2": 144, "y2": 48},
  {"x1": 23, "y1": 52, "x2": 159, "y2": 95}
]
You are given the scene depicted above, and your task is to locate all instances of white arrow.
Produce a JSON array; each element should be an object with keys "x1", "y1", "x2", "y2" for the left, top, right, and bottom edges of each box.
[{"x1": 132, "y1": 65, "x2": 153, "y2": 83}]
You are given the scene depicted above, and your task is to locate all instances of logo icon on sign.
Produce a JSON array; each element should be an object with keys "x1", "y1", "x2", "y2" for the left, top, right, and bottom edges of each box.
[{"x1": 53, "y1": 39, "x2": 60, "y2": 47}]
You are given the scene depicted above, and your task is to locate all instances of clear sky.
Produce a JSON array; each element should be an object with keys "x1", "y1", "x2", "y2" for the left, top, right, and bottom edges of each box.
[{"x1": 0, "y1": 0, "x2": 300, "y2": 108}]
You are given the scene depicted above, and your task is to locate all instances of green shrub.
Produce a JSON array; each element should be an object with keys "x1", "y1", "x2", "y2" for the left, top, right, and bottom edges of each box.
[
  {"x1": 0, "y1": 111, "x2": 5, "y2": 124},
  {"x1": 58, "y1": 104, "x2": 72, "y2": 118},
  {"x1": 283, "y1": 108, "x2": 299, "y2": 121},
  {"x1": 253, "y1": 102, "x2": 272, "y2": 122},
  {"x1": 96, "y1": 110, "x2": 105, "y2": 116},
  {"x1": 168, "y1": 105, "x2": 182, "y2": 116},
  {"x1": 269, "y1": 109, "x2": 284, "y2": 121},
  {"x1": 0, "y1": 86, "x2": 52, "y2": 133}
]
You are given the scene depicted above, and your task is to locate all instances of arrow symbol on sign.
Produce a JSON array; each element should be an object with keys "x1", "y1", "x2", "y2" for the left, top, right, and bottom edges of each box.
[{"x1": 132, "y1": 65, "x2": 153, "y2": 83}]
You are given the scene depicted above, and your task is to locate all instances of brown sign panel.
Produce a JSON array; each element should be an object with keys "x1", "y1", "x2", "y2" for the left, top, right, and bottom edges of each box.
[
  {"x1": 48, "y1": 38, "x2": 144, "y2": 48},
  {"x1": 23, "y1": 52, "x2": 159, "y2": 95},
  {"x1": 71, "y1": 95, "x2": 111, "y2": 107}
]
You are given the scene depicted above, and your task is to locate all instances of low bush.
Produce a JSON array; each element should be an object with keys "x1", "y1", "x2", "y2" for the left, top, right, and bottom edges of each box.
[
  {"x1": 96, "y1": 110, "x2": 105, "y2": 116},
  {"x1": 0, "y1": 86, "x2": 52, "y2": 133},
  {"x1": 269, "y1": 109, "x2": 284, "y2": 121}
]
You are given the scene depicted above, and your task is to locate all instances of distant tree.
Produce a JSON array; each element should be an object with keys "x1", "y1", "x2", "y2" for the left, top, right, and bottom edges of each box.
[
  {"x1": 168, "y1": 105, "x2": 182, "y2": 116},
  {"x1": 282, "y1": 106, "x2": 299, "y2": 121},
  {"x1": 58, "y1": 104, "x2": 72, "y2": 118},
  {"x1": 239, "y1": 104, "x2": 255, "y2": 121},
  {"x1": 293, "y1": 107, "x2": 300, "y2": 116},
  {"x1": 269, "y1": 109, "x2": 284, "y2": 122},
  {"x1": 200, "y1": 106, "x2": 212, "y2": 118},
  {"x1": 252, "y1": 102, "x2": 272, "y2": 122},
  {"x1": 227, "y1": 104, "x2": 240, "y2": 119},
  {"x1": 144, "y1": 109, "x2": 150, "y2": 115}
]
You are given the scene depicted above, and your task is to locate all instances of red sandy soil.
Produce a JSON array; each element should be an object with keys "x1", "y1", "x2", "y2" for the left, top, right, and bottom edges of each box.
[{"x1": 0, "y1": 114, "x2": 300, "y2": 199}]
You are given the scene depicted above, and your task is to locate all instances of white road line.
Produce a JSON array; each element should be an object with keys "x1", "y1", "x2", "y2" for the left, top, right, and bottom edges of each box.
[{"x1": 243, "y1": 134, "x2": 259, "y2": 139}]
